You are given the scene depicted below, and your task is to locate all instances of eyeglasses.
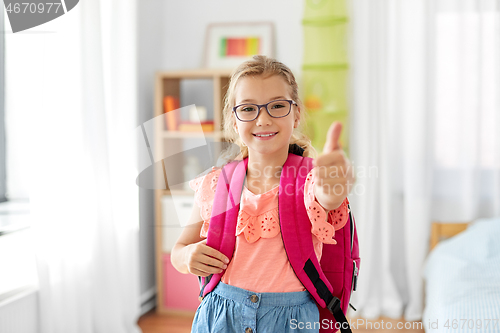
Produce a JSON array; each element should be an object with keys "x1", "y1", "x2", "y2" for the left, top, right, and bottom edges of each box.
[{"x1": 233, "y1": 99, "x2": 297, "y2": 122}]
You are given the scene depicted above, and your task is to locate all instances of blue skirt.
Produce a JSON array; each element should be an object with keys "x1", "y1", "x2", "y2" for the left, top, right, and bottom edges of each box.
[{"x1": 191, "y1": 282, "x2": 320, "y2": 333}]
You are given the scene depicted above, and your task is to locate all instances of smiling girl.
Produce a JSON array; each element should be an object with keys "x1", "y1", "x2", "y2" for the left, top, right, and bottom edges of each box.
[{"x1": 171, "y1": 55, "x2": 354, "y2": 333}]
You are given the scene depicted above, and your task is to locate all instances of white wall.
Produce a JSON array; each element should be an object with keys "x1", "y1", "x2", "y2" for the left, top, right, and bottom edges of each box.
[
  {"x1": 136, "y1": 0, "x2": 305, "y2": 306},
  {"x1": 137, "y1": 0, "x2": 169, "y2": 310},
  {"x1": 160, "y1": 0, "x2": 304, "y2": 73}
]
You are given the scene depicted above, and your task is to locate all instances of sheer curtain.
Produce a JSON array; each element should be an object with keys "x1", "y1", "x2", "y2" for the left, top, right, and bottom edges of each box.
[
  {"x1": 5, "y1": 0, "x2": 142, "y2": 332},
  {"x1": 432, "y1": 0, "x2": 500, "y2": 221},
  {"x1": 348, "y1": 0, "x2": 500, "y2": 321}
]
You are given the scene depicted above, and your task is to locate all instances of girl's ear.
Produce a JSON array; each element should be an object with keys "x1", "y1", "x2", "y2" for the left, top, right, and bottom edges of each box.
[
  {"x1": 233, "y1": 117, "x2": 239, "y2": 133},
  {"x1": 293, "y1": 108, "x2": 300, "y2": 128}
]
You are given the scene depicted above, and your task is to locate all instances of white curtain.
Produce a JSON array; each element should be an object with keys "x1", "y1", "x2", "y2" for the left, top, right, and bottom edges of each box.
[
  {"x1": 348, "y1": 0, "x2": 500, "y2": 321},
  {"x1": 5, "y1": 1, "x2": 142, "y2": 332},
  {"x1": 432, "y1": 0, "x2": 500, "y2": 220}
]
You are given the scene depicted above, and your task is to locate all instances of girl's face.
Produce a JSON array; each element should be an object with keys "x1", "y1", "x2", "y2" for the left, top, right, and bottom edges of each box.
[{"x1": 233, "y1": 75, "x2": 300, "y2": 159}]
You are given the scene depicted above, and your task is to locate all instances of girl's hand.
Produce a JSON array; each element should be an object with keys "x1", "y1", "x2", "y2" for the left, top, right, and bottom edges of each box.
[
  {"x1": 184, "y1": 239, "x2": 230, "y2": 277},
  {"x1": 313, "y1": 122, "x2": 355, "y2": 211}
]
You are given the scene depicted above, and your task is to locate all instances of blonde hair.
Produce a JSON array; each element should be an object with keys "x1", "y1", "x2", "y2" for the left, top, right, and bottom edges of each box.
[{"x1": 221, "y1": 55, "x2": 317, "y2": 160}]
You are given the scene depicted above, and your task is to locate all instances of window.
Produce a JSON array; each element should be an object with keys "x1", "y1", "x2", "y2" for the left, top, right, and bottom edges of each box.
[
  {"x1": 432, "y1": 7, "x2": 500, "y2": 220},
  {"x1": 434, "y1": 10, "x2": 498, "y2": 169}
]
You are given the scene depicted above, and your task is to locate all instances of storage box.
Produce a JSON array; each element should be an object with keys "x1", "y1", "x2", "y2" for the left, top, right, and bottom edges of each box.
[
  {"x1": 161, "y1": 195, "x2": 194, "y2": 252},
  {"x1": 163, "y1": 254, "x2": 200, "y2": 311},
  {"x1": 305, "y1": 111, "x2": 350, "y2": 156},
  {"x1": 303, "y1": 22, "x2": 348, "y2": 66},
  {"x1": 302, "y1": 68, "x2": 348, "y2": 114},
  {"x1": 303, "y1": 0, "x2": 348, "y2": 21}
]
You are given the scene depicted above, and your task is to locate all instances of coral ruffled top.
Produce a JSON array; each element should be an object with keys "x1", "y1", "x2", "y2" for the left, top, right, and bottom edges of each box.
[{"x1": 190, "y1": 166, "x2": 349, "y2": 293}]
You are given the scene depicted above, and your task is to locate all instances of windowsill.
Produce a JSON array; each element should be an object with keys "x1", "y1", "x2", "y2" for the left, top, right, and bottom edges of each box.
[{"x1": 0, "y1": 199, "x2": 30, "y2": 236}]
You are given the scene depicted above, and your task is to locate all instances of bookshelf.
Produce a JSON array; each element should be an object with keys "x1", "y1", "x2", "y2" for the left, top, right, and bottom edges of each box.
[{"x1": 153, "y1": 69, "x2": 232, "y2": 314}]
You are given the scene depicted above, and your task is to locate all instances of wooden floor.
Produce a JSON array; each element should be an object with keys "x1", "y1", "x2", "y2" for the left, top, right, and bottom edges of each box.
[
  {"x1": 138, "y1": 310, "x2": 195, "y2": 333},
  {"x1": 137, "y1": 309, "x2": 425, "y2": 333}
]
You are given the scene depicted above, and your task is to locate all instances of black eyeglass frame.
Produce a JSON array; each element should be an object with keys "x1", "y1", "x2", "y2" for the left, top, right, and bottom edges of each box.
[{"x1": 232, "y1": 99, "x2": 298, "y2": 122}]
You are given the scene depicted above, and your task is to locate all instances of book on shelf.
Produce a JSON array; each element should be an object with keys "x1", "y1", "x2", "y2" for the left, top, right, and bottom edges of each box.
[
  {"x1": 178, "y1": 121, "x2": 214, "y2": 132},
  {"x1": 163, "y1": 96, "x2": 180, "y2": 131}
]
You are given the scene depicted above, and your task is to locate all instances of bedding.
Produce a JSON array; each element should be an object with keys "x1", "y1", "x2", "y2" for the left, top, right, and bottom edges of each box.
[{"x1": 423, "y1": 217, "x2": 500, "y2": 333}]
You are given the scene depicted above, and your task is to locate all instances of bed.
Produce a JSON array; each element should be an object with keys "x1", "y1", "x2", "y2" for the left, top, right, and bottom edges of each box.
[{"x1": 423, "y1": 217, "x2": 500, "y2": 333}]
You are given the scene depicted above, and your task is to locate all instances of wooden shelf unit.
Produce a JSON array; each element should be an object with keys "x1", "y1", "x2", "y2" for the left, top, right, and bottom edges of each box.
[{"x1": 153, "y1": 69, "x2": 232, "y2": 314}]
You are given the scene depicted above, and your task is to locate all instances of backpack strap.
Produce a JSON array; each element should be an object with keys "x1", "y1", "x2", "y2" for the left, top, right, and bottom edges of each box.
[
  {"x1": 199, "y1": 158, "x2": 248, "y2": 298},
  {"x1": 304, "y1": 260, "x2": 352, "y2": 333},
  {"x1": 279, "y1": 154, "x2": 352, "y2": 333}
]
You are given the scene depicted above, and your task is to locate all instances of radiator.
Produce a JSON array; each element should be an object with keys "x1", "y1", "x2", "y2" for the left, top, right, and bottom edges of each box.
[{"x1": 0, "y1": 287, "x2": 39, "y2": 333}]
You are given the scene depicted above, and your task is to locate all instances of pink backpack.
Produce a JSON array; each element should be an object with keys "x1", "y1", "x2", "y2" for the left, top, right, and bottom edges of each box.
[{"x1": 199, "y1": 152, "x2": 360, "y2": 333}]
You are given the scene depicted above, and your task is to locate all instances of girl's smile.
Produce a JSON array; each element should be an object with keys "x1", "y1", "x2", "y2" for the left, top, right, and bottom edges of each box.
[{"x1": 252, "y1": 131, "x2": 278, "y2": 139}]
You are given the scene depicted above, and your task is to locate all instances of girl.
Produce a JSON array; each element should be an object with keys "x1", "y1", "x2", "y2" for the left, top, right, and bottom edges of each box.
[{"x1": 171, "y1": 55, "x2": 354, "y2": 333}]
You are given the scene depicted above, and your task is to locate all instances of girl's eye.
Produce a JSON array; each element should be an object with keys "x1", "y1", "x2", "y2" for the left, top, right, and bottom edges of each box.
[
  {"x1": 271, "y1": 103, "x2": 286, "y2": 109},
  {"x1": 241, "y1": 106, "x2": 256, "y2": 112}
]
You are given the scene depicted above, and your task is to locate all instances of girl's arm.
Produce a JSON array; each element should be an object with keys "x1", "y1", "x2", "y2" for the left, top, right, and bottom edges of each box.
[{"x1": 170, "y1": 202, "x2": 229, "y2": 277}]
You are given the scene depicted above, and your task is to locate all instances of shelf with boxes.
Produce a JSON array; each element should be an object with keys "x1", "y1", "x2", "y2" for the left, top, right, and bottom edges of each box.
[
  {"x1": 153, "y1": 69, "x2": 232, "y2": 314},
  {"x1": 302, "y1": 0, "x2": 351, "y2": 154}
]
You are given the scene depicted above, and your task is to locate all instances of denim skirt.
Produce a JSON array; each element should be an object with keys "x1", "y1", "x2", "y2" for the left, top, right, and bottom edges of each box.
[{"x1": 191, "y1": 282, "x2": 320, "y2": 333}]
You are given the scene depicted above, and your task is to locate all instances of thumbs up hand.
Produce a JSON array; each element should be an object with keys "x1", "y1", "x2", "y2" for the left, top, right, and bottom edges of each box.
[{"x1": 313, "y1": 122, "x2": 355, "y2": 211}]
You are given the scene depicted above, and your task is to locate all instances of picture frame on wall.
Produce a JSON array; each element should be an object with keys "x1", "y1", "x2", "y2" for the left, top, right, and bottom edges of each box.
[{"x1": 203, "y1": 22, "x2": 275, "y2": 69}]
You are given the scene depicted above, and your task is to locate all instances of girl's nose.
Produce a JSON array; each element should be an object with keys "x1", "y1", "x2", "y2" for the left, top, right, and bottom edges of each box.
[{"x1": 255, "y1": 106, "x2": 272, "y2": 126}]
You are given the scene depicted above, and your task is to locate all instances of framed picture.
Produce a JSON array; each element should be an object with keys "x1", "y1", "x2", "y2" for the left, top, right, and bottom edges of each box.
[{"x1": 203, "y1": 22, "x2": 275, "y2": 69}]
